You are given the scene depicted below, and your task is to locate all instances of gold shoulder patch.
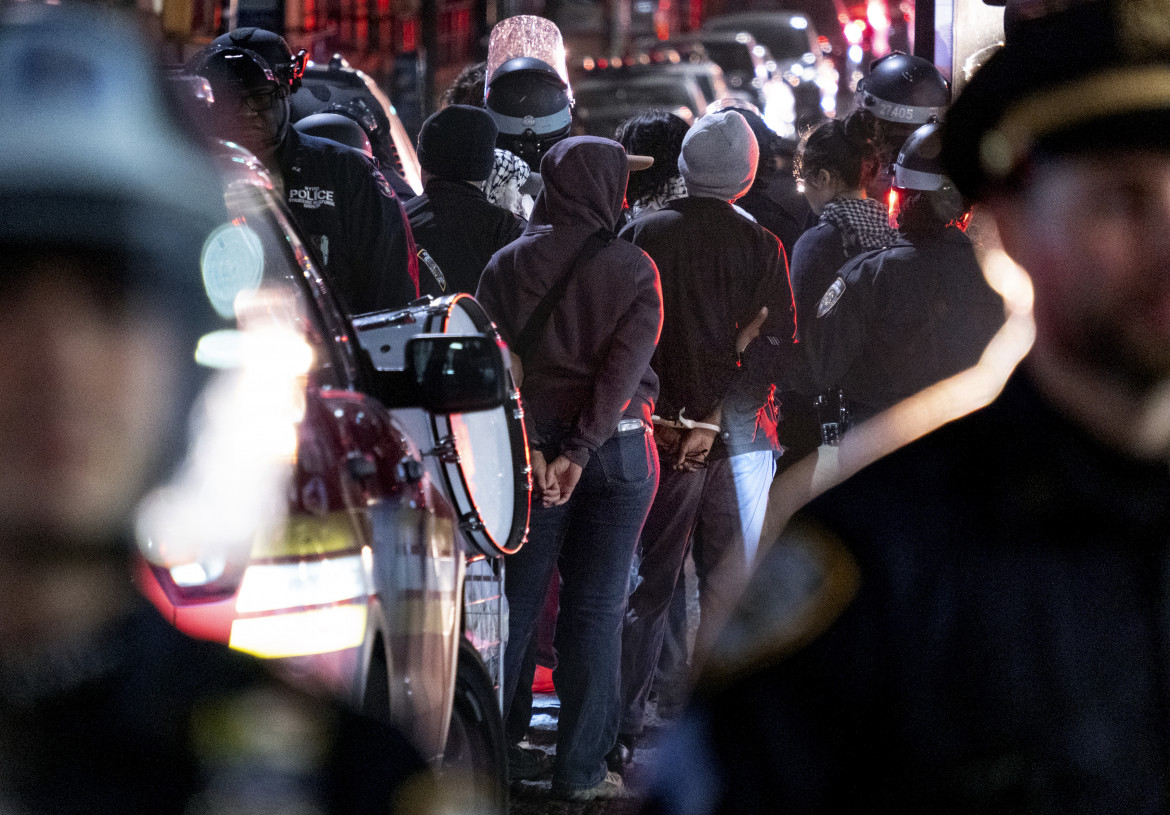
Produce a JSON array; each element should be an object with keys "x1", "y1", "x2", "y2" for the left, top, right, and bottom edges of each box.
[{"x1": 696, "y1": 515, "x2": 859, "y2": 691}]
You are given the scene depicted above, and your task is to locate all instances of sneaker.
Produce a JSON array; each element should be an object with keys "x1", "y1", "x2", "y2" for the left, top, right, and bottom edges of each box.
[
  {"x1": 508, "y1": 743, "x2": 551, "y2": 782},
  {"x1": 555, "y1": 771, "x2": 627, "y2": 801},
  {"x1": 605, "y1": 734, "x2": 636, "y2": 775}
]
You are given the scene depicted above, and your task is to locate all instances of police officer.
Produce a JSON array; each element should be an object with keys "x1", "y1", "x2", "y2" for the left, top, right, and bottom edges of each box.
[
  {"x1": 646, "y1": 1, "x2": 1170, "y2": 811},
  {"x1": 854, "y1": 52, "x2": 950, "y2": 201},
  {"x1": 195, "y1": 37, "x2": 419, "y2": 314},
  {"x1": 801, "y1": 122, "x2": 1005, "y2": 423},
  {"x1": 0, "y1": 7, "x2": 432, "y2": 813}
]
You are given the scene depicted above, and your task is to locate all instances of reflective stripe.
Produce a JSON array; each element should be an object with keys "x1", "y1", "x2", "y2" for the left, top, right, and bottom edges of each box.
[
  {"x1": 491, "y1": 106, "x2": 572, "y2": 136},
  {"x1": 863, "y1": 95, "x2": 944, "y2": 125},
  {"x1": 893, "y1": 165, "x2": 950, "y2": 191}
]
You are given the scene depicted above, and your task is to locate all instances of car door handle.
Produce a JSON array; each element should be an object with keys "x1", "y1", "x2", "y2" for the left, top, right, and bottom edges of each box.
[{"x1": 346, "y1": 451, "x2": 378, "y2": 480}]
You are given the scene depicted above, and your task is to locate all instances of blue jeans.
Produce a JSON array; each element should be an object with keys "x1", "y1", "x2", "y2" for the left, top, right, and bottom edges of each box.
[
  {"x1": 620, "y1": 449, "x2": 775, "y2": 736},
  {"x1": 502, "y1": 426, "x2": 659, "y2": 792}
]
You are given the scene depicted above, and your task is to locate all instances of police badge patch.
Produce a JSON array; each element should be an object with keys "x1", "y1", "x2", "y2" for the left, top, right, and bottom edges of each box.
[
  {"x1": 371, "y1": 167, "x2": 397, "y2": 200},
  {"x1": 817, "y1": 277, "x2": 847, "y2": 318}
]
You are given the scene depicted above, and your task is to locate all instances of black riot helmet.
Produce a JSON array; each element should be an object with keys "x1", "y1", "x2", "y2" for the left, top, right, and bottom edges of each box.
[
  {"x1": 889, "y1": 122, "x2": 967, "y2": 233},
  {"x1": 856, "y1": 53, "x2": 950, "y2": 125},
  {"x1": 294, "y1": 111, "x2": 374, "y2": 158},
  {"x1": 485, "y1": 56, "x2": 573, "y2": 170},
  {"x1": 212, "y1": 27, "x2": 306, "y2": 91}
]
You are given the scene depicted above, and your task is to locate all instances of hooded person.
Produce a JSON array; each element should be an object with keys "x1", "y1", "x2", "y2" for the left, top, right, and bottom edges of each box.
[
  {"x1": 476, "y1": 136, "x2": 663, "y2": 801},
  {"x1": 404, "y1": 104, "x2": 526, "y2": 296},
  {"x1": 612, "y1": 110, "x2": 799, "y2": 771}
]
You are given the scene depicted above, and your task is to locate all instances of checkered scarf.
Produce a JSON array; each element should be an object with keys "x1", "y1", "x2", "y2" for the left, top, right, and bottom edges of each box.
[
  {"x1": 628, "y1": 175, "x2": 688, "y2": 220},
  {"x1": 485, "y1": 148, "x2": 531, "y2": 218},
  {"x1": 819, "y1": 197, "x2": 898, "y2": 257}
]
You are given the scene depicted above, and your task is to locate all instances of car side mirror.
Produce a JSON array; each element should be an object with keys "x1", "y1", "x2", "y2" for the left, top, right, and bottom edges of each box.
[{"x1": 403, "y1": 333, "x2": 508, "y2": 414}]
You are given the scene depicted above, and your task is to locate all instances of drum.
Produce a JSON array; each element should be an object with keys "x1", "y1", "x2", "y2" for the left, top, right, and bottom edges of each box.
[{"x1": 353, "y1": 295, "x2": 530, "y2": 558}]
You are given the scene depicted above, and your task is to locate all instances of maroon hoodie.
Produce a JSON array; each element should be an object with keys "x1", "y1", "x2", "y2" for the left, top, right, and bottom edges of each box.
[{"x1": 476, "y1": 137, "x2": 663, "y2": 468}]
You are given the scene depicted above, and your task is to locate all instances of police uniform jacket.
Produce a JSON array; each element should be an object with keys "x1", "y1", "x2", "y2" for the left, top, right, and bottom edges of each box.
[
  {"x1": 803, "y1": 225, "x2": 1004, "y2": 421},
  {"x1": 276, "y1": 128, "x2": 419, "y2": 315},
  {"x1": 650, "y1": 370, "x2": 1170, "y2": 814},
  {"x1": 405, "y1": 177, "x2": 525, "y2": 297}
]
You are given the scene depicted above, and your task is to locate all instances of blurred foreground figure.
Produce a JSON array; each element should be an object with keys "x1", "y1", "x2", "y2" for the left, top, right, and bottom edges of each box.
[
  {"x1": 647, "y1": 1, "x2": 1170, "y2": 812},
  {"x1": 0, "y1": 7, "x2": 430, "y2": 813}
]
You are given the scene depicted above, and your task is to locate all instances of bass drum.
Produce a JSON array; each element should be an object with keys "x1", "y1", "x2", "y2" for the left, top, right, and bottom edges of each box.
[{"x1": 354, "y1": 294, "x2": 530, "y2": 557}]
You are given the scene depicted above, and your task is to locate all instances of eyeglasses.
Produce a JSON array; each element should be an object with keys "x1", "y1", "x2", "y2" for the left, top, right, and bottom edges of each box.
[{"x1": 238, "y1": 87, "x2": 282, "y2": 113}]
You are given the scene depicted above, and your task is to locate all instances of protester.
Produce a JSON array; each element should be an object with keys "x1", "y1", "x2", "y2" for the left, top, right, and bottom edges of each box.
[
  {"x1": 646, "y1": 0, "x2": 1170, "y2": 810},
  {"x1": 406, "y1": 104, "x2": 525, "y2": 296},
  {"x1": 789, "y1": 109, "x2": 896, "y2": 330},
  {"x1": 194, "y1": 35, "x2": 419, "y2": 314},
  {"x1": 723, "y1": 103, "x2": 813, "y2": 261},
  {"x1": 0, "y1": 8, "x2": 432, "y2": 813},
  {"x1": 477, "y1": 136, "x2": 662, "y2": 801},
  {"x1": 614, "y1": 110, "x2": 690, "y2": 222},
  {"x1": 615, "y1": 111, "x2": 797, "y2": 772}
]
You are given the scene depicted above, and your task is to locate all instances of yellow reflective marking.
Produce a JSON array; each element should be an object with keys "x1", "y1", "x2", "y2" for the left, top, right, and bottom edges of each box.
[
  {"x1": 229, "y1": 604, "x2": 368, "y2": 658},
  {"x1": 251, "y1": 512, "x2": 359, "y2": 558}
]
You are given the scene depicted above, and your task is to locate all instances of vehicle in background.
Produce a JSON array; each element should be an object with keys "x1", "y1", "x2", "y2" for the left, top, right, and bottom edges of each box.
[
  {"x1": 570, "y1": 71, "x2": 707, "y2": 137},
  {"x1": 573, "y1": 47, "x2": 731, "y2": 111},
  {"x1": 138, "y1": 141, "x2": 527, "y2": 812},
  {"x1": 659, "y1": 31, "x2": 799, "y2": 137},
  {"x1": 290, "y1": 54, "x2": 424, "y2": 195},
  {"x1": 703, "y1": 11, "x2": 839, "y2": 126}
]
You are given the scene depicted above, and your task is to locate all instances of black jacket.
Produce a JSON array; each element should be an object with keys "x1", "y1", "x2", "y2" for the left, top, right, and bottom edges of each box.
[
  {"x1": 276, "y1": 128, "x2": 418, "y2": 315},
  {"x1": 620, "y1": 196, "x2": 798, "y2": 455},
  {"x1": 803, "y1": 226, "x2": 1004, "y2": 421},
  {"x1": 651, "y1": 371, "x2": 1170, "y2": 814},
  {"x1": 406, "y1": 177, "x2": 525, "y2": 297}
]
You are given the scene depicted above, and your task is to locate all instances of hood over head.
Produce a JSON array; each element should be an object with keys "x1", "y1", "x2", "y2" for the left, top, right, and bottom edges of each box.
[{"x1": 529, "y1": 135, "x2": 629, "y2": 232}]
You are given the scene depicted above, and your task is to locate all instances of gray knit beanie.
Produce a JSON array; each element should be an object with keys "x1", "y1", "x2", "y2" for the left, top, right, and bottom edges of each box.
[{"x1": 678, "y1": 110, "x2": 759, "y2": 202}]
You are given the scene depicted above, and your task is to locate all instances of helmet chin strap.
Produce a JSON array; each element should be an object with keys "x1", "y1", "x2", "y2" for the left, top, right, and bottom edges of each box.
[{"x1": 261, "y1": 97, "x2": 291, "y2": 151}]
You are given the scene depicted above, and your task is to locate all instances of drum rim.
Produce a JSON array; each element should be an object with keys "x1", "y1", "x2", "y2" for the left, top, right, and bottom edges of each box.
[{"x1": 429, "y1": 294, "x2": 531, "y2": 558}]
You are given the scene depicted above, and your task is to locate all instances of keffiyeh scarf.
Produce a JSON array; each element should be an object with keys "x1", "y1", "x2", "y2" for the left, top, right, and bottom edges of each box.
[
  {"x1": 485, "y1": 148, "x2": 533, "y2": 219},
  {"x1": 628, "y1": 175, "x2": 688, "y2": 220},
  {"x1": 819, "y1": 197, "x2": 898, "y2": 257}
]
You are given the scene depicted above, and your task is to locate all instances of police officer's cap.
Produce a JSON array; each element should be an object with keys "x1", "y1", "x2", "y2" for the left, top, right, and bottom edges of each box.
[
  {"x1": 942, "y1": 0, "x2": 1170, "y2": 201},
  {"x1": 856, "y1": 53, "x2": 950, "y2": 125}
]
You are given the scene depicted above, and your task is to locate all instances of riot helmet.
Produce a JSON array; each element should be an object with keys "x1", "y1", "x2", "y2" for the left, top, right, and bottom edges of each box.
[
  {"x1": 856, "y1": 53, "x2": 950, "y2": 126},
  {"x1": 294, "y1": 111, "x2": 374, "y2": 158},
  {"x1": 888, "y1": 122, "x2": 966, "y2": 232},
  {"x1": 484, "y1": 16, "x2": 573, "y2": 170},
  {"x1": 195, "y1": 45, "x2": 291, "y2": 159},
  {"x1": 212, "y1": 27, "x2": 306, "y2": 92}
]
